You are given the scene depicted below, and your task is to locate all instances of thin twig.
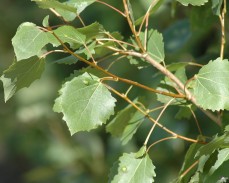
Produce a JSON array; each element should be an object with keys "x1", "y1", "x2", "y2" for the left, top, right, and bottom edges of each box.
[
  {"x1": 96, "y1": 0, "x2": 126, "y2": 17},
  {"x1": 146, "y1": 136, "x2": 177, "y2": 153},
  {"x1": 219, "y1": 0, "x2": 227, "y2": 59},
  {"x1": 180, "y1": 160, "x2": 199, "y2": 179},
  {"x1": 190, "y1": 107, "x2": 203, "y2": 136},
  {"x1": 104, "y1": 84, "x2": 199, "y2": 144},
  {"x1": 144, "y1": 98, "x2": 175, "y2": 146}
]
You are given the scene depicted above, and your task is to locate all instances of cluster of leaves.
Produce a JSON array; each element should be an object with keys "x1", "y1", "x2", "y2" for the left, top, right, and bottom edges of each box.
[{"x1": 1, "y1": 0, "x2": 229, "y2": 182}]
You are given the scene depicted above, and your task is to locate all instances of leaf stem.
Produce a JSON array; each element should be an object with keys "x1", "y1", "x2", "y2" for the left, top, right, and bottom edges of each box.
[{"x1": 144, "y1": 98, "x2": 175, "y2": 146}]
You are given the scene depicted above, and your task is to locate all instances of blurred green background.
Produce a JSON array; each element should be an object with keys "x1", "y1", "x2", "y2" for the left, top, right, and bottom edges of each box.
[{"x1": 0, "y1": 0, "x2": 228, "y2": 183}]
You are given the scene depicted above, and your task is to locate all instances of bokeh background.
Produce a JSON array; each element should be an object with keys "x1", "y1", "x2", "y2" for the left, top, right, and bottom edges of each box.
[{"x1": 0, "y1": 0, "x2": 229, "y2": 183}]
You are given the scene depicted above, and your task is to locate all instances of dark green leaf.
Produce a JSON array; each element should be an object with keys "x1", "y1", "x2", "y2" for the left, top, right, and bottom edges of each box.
[
  {"x1": 193, "y1": 58, "x2": 229, "y2": 111},
  {"x1": 175, "y1": 143, "x2": 203, "y2": 183},
  {"x1": 163, "y1": 20, "x2": 191, "y2": 52},
  {"x1": 53, "y1": 72, "x2": 116, "y2": 135},
  {"x1": 106, "y1": 102, "x2": 144, "y2": 145},
  {"x1": 1, "y1": 56, "x2": 45, "y2": 102}
]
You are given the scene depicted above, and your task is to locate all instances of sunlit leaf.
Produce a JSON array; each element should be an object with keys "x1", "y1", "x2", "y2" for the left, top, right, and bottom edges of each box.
[
  {"x1": 33, "y1": 0, "x2": 96, "y2": 21},
  {"x1": 176, "y1": 0, "x2": 208, "y2": 6},
  {"x1": 211, "y1": 0, "x2": 223, "y2": 15},
  {"x1": 140, "y1": 29, "x2": 165, "y2": 63},
  {"x1": 110, "y1": 152, "x2": 156, "y2": 183},
  {"x1": 193, "y1": 58, "x2": 229, "y2": 111},
  {"x1": 53, "y1": 72, "x2": 116, "y2": 135},
  {"x1": 12, "y1": 22, "x2": 50, "y2": 61},
  {"x1": 0, "y1": 56, "x2": 45, "y2": 102}
]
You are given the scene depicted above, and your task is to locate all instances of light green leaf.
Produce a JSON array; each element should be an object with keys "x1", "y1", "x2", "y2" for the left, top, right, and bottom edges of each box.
[
  {"x1": 12, "y1": 22, "x2": 50, "y2": 61},
  {"x1": 0, "y1": 56, "x2": 45, "y2": 102},
  {"x1": 211, "y1": 0, "x2": 223, "y2": 15},
  {"x1": 111, "y1": 153, "x2": 156, "y2": 183},
  {"x1": 176, "y1": 0, "x2": 209, "y2": 6},
  {"x1": 140, "y1": 29, "x2": 165, "y2": 63},
  {"x1": 53, "y1": 72, "x2": 116, "y2": 135},
  {"x1": 193, "y1": 58, "x2": 229, "y2": 111},
  {"x1": 42, "y1": 15, "x2": 50, "y2": 27},
  {"x1": 33, "y1": 0, "x2": 96, "y2": 21}
]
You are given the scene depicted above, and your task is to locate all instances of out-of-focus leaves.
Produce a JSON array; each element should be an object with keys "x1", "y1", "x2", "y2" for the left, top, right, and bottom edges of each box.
[{"x1": 163, "y1": 20, "x2": 191, "y2": 53}]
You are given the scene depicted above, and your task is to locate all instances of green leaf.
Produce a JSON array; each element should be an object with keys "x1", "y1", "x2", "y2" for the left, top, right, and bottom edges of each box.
[
  {"x1": 121, "y1": 110, "x2": 144, "y2": 145},
  {"x1": 157, "y1": 67, "x2": 187, "y2": 105},
  {"x1": 106, "y1": 102, "x2": 144, "y2": 144},
  {"x1": 110, "y1": 153, "x2": 156, "y2": 183},
  {"x1": 77, "y1": 22, "x2": 104, "y2": 41},
  {"x1": 196, "y1": 134, "x2": 229, "y2": 158},
  {"x1": 53, "y1": 72, "x2": 116, "y2": 135},
  {"x1": 193, "y1": 58, "x2": 229, "y2": 111},
  {"x1": 42, "y1": 15, "x2": 50, "y2": 27},
  {"x1": 176, "y1": 0, "x2": 209, "y2": 6},
  {"x1": 12, "y1": 22, "x2": 50, "y2": 61},
  {"x1": 33, "y1": 0, "x2": 96, "y2": 21},
  {"x1": 140, "y1": 29, "x2": 165, "y2": 63},
  {"x1": 211, "y1": 0, "x2": 223, "y2": 15},
  {"x1": 52, "y1": 25, "x2": 86, "y2": 48},
  {"x1": 208, "y1": 148, "x2": 229, "y2": 176},
  {"x1": 175, "y1": 143, "x2": 203, "y2": 183},
  {"x1": 0, "y1": 56, "x2": 45, "y2": 102}
]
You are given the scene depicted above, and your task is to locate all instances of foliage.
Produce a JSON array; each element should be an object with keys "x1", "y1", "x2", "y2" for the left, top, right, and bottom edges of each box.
[{"x1": 1, "y1": 0, "x2": 229, "y2": 182}]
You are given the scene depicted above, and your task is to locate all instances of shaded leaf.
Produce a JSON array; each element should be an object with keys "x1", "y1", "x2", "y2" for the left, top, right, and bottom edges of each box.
[
  {"x1": 196, "y1": 133, "x2": 229, "y2": 158},
  {"x1": 111, "y1": 153, "x2": 156, "y2": 183},
  {"x1": 163, "y1": 20, "x2": 191, "y2": 52},
  {"x1": 106, "y1": 102, "x2": 145, "y2": 145},
  {"x1": 53, "y1": 72, "x2": 116, "y2": 135},
  {"x1": 176, "y1": 0, "x2": 208, "y2": 6},
  {"x1": 193, "y1": 58, "x2": 229, "y2": 111},
  {"x1": 1, "y1": 56, "x2": 45, "y2": 102},
  {"x1": 52, "y1": 25, "x2": 86, "y2": 48},
  {"x1": 208, "y1": 148, "x2": 229, "y2": 176},
  {"x1": 12, "y1": 22, "x2": 50, "y2": 61}
]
